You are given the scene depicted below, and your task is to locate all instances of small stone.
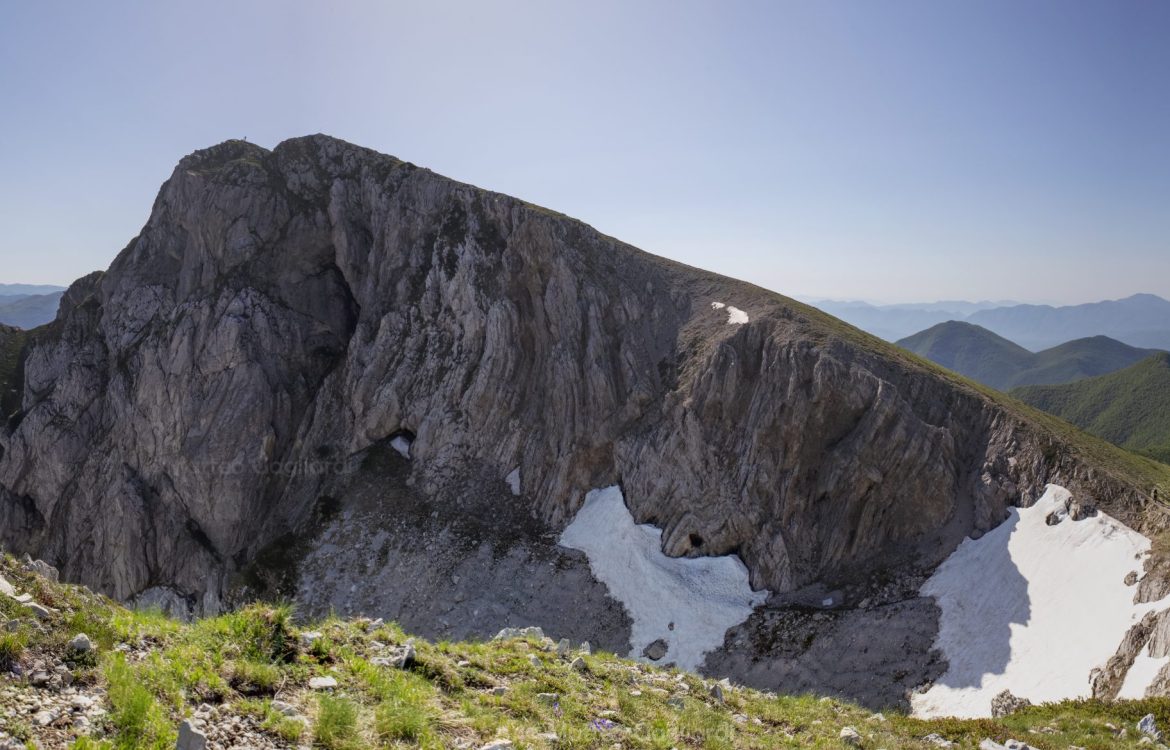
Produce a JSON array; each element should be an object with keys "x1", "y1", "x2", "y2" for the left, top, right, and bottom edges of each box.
[
  {"x1": 528, "y1": 654, "x2": 541, "y2": 668},
  {"x1": 299, "y1": 631, "x2": 322, "y2": 647},
  {"x1": 492, "y1": 626, "x2": 544, "y2": 642},
  {"x1": 667, "y1": 696, "x2": 685, "y2": 709},
  {"x1": 868, "y1": 713, "x2": 886, "y2": 723},
  {"x1": 570, "y1": 656, "x2": 586, "y2": 672},
  {"x1": 556, "y1": 638, "x2": 571, "y2": 657},
  {"x1": 176, "y1": 719, "x2": 208, "y2": 750},
  {"x1": 480, "y1": 740, "x2": 514, "y2": 750},
  {"x1": 979, "y1": 741, "x2": 1007, "y2": 750},
  {"x1": 33, "y1": 710, "x2": 55, "y2": 726},
  {"x1": 0, "y1": 576, "x2": 14, "y2": 597},
  {"x1": 25, "y1": 603, "x2": 53, "y2": 619},
  {"x1": 579, "y1": 641, "x2": 591, "y2": 655},
  {"x1": 1125, "y1": 571, "x2": 1139, "y2": 586},
  {"x1": 1066, "y1": 497, "x2": 1097, "y2": 521},
  {"x1": 490, "y1": 686, "x2": 508, "y2": 696},
  {"x1": 708, "y1": 683, "x2": 724, "y2": 703},
  {"x1": 309, "y1": 676, "x2": 338, "y2": 690},
  {"x1": 69, "y1": 633, "x2": 95, "y2": 653},
  {"x1": 536, "y1": 692, "x2": 559, "y2": 704},
  {"x1": 923, "y1": 734, "x2": 954, "y2": 748},
  {"x1": 1138, "y1": 713, "x2": 1161, "y2": 740},
  {"x1": 642, "y1": 639, "x2": 668, "y2": 661},
  {"x1": 394, "y1": 642, "x2": 416, "y2": 668},
  {"x1": 271, "y1": 700, "x2": 299, "y2": 717},
  {"x1": 839, "y1": 726, "x2": 862, "y2": 746},
  {"x1": 22, "y1": 555, "x2": 59, "y2": 582}
]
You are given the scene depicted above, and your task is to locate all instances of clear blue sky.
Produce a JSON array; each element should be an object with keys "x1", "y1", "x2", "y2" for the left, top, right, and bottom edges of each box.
[{"x1": 1, "y1": 1, "x2": 1167, "y2": 304}]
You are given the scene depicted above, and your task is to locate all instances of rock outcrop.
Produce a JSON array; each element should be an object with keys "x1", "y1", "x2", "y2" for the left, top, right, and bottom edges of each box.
[{"x1": 0, "y1": 135, "x2": 1163, "y2": 623}]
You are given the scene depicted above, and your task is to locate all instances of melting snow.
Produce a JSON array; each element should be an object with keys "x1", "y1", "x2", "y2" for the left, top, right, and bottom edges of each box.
[
  {"x1": 390, "y1": 435, "x2": 412, "y2": 459},
  {"x1": 559, "y1": 486, "x2": 768, "y2": 670},
  {"x1": 710, "y1": 301, "x2": 749, "y2": 325},
  {"x1": 912, "y1": 484, "x2": 1165, "y2": 718},
  {"x1": 505, "y1": 467, "x2": 521, "y2": 496},
  {"x1": 1118, "y1": 648, "x2": 1170, "y2": 699}
]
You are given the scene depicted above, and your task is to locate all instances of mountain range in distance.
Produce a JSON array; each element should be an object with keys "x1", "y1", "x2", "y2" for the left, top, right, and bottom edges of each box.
[
  {"x1": 0, "y1": 290, "x2": 65, "y2": 329},
  {"x1": 814, "y1": 293, "x2": 1170, "y2": 351}
]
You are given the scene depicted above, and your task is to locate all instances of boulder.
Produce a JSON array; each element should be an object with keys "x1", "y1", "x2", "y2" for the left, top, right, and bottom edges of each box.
[
  {"x1": 68, "y1": 633, "x2": 94, "y2": 653},
  {"x1": 176, "y1": 719, "x2": 208, "y2": 750},
  {"x1": 642, "y1": 639, "x2": 668, "y2": 661},
  {"x1": 990, "y1": 689, "x2": 1032, "y2": 718}
]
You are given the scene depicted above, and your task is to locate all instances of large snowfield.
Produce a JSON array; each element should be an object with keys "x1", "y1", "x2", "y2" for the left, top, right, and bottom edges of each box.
[
  {"x1": 559, "y1": 486, "x2": 768, "y2": 670},
  {"x1": 912, "y1": 484, "x2": 1165, "y2": 718}
]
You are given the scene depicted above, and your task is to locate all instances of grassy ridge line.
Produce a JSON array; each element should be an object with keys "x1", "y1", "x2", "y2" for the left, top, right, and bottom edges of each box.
[
  {"x1": 4, "y1": 554, "x2": 1170, "y2": 749},
  {"x1": 1012, "y1": 354, "x2": 1170, "y2": 467},
  {"x1": 785, "y1": 298, "x2": 1170, "y2": 505}
]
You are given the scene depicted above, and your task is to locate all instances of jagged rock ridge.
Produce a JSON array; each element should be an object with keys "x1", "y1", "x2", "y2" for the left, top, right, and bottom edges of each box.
[{"x1": 0, "y1": 134, "x2": 1163, "y2": 631}]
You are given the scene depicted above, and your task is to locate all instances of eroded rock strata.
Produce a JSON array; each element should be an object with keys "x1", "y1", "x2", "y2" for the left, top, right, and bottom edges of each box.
[{"x1": 0, "y1": 136, "x2": 1164, "y2": 707}]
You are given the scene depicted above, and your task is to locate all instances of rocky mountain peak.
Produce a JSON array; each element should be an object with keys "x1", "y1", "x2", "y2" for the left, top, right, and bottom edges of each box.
[{"x1": 0, "y1": 136, "x2": 1165, "y2": 654}]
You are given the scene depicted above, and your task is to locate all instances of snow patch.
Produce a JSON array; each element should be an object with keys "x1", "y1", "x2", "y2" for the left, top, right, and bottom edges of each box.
[
  {"x1": 390, "y1": 435, "x2": 412, "y2": 459},
  {"x1": 505, "y1": 467, "x2": 521, "y2": 496},
  {"x1": 912, "y1": 484, "x2": 1166, "y2": 718},
  {"x1": 710, "y1": 301, "x2": 749, "y2": 325},
  {"x1": 559, "y1": 486, "x2": 768, "y2": 670},
  {"x1": 1118, "y1": 647, "x2": 1170, "y2": 700}
]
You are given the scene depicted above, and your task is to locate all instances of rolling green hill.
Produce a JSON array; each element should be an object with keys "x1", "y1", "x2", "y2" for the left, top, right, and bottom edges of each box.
[
  {"x1": 1012, "y1": 353, "x2": 1170, "y2": 465},
  {"x1": 897, "y1": 321, "x2": 1158, "y2": 390}
]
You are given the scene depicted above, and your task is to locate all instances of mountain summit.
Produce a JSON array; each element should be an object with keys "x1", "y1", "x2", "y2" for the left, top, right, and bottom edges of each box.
[{"x1": 1, "y1": 136, "x2": 1167, "y2": 709}]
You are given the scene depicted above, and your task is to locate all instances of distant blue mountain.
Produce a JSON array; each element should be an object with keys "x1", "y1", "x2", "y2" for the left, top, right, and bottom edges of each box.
[
  {"x1": 812, "y1": 294, "x2": 1170, "y2": 351},
  {"x1": 0, "y1": 283, "x2": 67, "y2": 297}
]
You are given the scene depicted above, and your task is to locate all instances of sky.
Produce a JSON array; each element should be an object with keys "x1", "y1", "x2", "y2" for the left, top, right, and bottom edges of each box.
[{"x1": 0, "y1": 1, "x2": 1167, "y2": 305}]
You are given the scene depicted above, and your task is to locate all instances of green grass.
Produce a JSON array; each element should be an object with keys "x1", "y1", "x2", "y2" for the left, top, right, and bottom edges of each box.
[
  {"x1": 1013, "y1": 353, "x2": 1170, "y2": 465},
  {"x1": 7, "y1": 545, "x2": 1170, "y2": 749},
  {"x1": 314, "y1": 694, "x2": 361, "y2": 749},
  {"x1": 105, "y1": 653, "x2": 175, "y2": 750},
  {"x1": 0, "y1": 630, "x2": 26, "y2": 670}
]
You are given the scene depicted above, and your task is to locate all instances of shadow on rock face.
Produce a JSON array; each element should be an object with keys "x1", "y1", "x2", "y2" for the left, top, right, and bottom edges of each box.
[{"x1": 237, "y1": 438, "x2": 634, "y2": 652}]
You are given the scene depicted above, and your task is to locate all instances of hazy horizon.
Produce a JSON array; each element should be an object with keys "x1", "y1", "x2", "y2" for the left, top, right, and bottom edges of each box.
[{"x1": 2, "y1": 1, "x2": 1167, "y2": 304}]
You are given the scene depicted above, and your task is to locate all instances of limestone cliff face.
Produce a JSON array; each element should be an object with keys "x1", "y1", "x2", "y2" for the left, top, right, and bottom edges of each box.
[{"x1": 0, "y1": 136, "x2": 1159, "y2": 609}]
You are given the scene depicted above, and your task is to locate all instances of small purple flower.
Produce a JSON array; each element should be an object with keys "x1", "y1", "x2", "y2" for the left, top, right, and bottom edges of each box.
[{"x1": 590, "y1": 718, "x2": 616, "y2": 732}]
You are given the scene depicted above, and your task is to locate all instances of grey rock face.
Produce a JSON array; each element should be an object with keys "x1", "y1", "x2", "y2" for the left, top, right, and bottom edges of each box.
[{"x1": 0, "y1": 135, "x2": 1160, "y2": 635}]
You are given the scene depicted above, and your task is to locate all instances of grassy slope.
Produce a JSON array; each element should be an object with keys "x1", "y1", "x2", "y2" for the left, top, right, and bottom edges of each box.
[
  {"x1": 788, "y1": 299, "x2": 1170, "y2": 504},
  {"x1": 896, "y1": 321, "x2": 1034, "y2": 390},
  {"x1": 1020, "y1": 337, "x2": 1158, "y2": 389},
  {"x1": 3, "y1": 554, "x2": 1170, "y2": 750},
  {"x1": 896, "y1": 322, "x2": 1156, "y2": 391},
  {"x1": 1012, "y1": 354, "x2": 1170, "y2": 465}
]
